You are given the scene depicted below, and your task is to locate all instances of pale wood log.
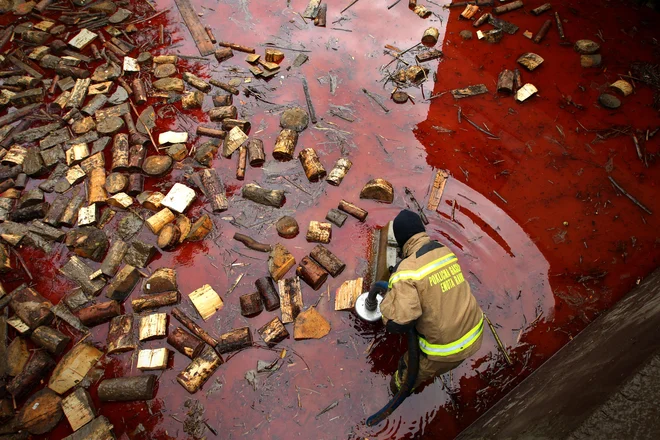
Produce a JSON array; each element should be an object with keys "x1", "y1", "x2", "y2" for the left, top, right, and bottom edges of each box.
[
  {"x1": 97, "y1": 375, "x2": 156, "y2": 401},
  {"x1": 61, "y1": 388, "x2": 95, "y2": 432},
  {"x1": 77, "y1": 301, "x2": 121, "y2": 327},
  {"x1": 236, "y1": 145, "x2": 247, "y2": 180},
  {"x1": 242, "y1": 183, "x2": 285, "y2": 208},
  {"x1": 240, "y1": 292, "x2": 263, "y2": 316},
  {"x1": 268, "y1": 244, "x2": 296, "y2": 281},
  {"x1": 296, "y1": 256, "x2": 328, "y2": 290},
  {"x1": 338, "y1": 199, "x2": 368, "y2": 221},
  {"x1": 255, "y1": 277, "x2": 280, "y2": 311},
  {"x1": 168, "y1": 327, "x2": 205, "y2": 359},
  {"x1": 257, "y1": 316, "x2": 289, "y2": 346},
  {"x1": 48, "y1": 342, "x2": 102, "y2": 394},
  {"x1": 222, "y1": 126, "x2": 248, "y2": 158},
  {"x1": 306, "y1": 221, "x2": 332, "y2": 244},
  {"x1": 326, "y1": 158, "x2": 352, "y2": 186},
  {"x1": 157, "y1": 224, "x2": 180, "y2": 250},
  {"x1": 16, "y1": 388, "x2": 63, "y2": 435},
  {"x1": 132, "y1": 291, "x2": 179, "y2": 313},
  {"x1": 427, "y1": 169, "x2": 449, "y2": 210},
  {"x1": 161, "y1": 183, "x2": 196, "y2": 214},
  {"x1": 187, "y1": 214, "x2": 213, "y2": 241},
  {"x1": 278, "y1": 276, "x2": 303, "y2": 324},
  {"x1": 298, "y1": 148, "x2": 326, "y2": 182},
  {"x1": 87, "y1": 167, "x2": 107, "y2": 204},
  {"x1": 247, "y1": 138, "x2": 265, "y2": 166},
  {"x1": 215, "y1": 327, "x2": 252, "y2": 354},
  {"x1": 177, "y1": 345, "x2": 223, "y2": 393},
  {"x1": 273, "y1": 129, "x2": 298, "y2": 160},
  {"x1": 137, "y1": 348, "x2": 169, "y2": 370},
  {"x1": 111, "y1": 133, "x2": 129, "y2": 171},
  {"x1": 59, "y1": 189, "x2": 85, "y2": 227},
  {"x1": 146, "y1": 208, "x2": 175, "y2": 234},
  {"x1": 176, "y1": 215, "x2": 191, "y2": 243},
  {"x1": 7, "y1": 336, "x2": 29, "y2": 376},
  {"x1": 106, "y1": 314, "x2": 137, "y2": 354},
  {"x1": 189, "y1": 284, "x2": 223, "y2": 320},
  {"x1": 199, "y1": 169, "x2": 228, "y2": 212},
  {"x1": 310, "y1": 244, "x2": 346, "y2": 277},
  {"x1": 138, "y1": 313, "x2": 167, "y2": 341},
  {"x1": 30, "y1": 326, "x2": 70, "y2": 355},
  {"x1": 335, "y1": 277, "x2": 364, "y2": 311},
  {"x1": 360, "y1": 178, "x2": 394, "y2": 203}
]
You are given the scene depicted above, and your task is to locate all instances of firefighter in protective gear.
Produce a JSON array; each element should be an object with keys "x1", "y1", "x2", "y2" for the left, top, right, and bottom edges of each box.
[{"x1": 377, "y1": 209, "x2": 484, "y2": 392}]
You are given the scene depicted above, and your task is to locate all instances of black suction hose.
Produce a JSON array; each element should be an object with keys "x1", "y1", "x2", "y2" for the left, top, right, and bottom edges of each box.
[{"x1": 366, "y1": 328, "x2": 420, "y2": 426}]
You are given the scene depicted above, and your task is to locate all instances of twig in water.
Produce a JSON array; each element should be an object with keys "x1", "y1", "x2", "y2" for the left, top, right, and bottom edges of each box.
[
  {"x1": 316, "y1": 400, "x2": 339, "y2": 418},
  {"x1": 282, "y1": 175, "x2": 312, "y2": 195},
  {"x1": 608, "y1": 176, "x2": 652, "y2": 215},
  {"x1": 129, "y1": 99, "x2": 159, "y2": 152},
  {"x1": 11, "y1": 248, "x2": 32, "y2": 281},
  {"x1": 388, "y1": 0, "x2": 402, "y2": 9},
  {"x1": 458, "y1": 193, "x2": 477, "y2": 205},
  {"x1": 226, "y1": 273, "x2": 245, "y2": 295},
  {"x1": 492, "y1": 190, "x2": 508, "y2": 204},
  {"x1": 464, "y1": 115, "x2": 499, "y2": 139},
  {"x1": 384, "y1": 43, "x2": 421, "y2": 68},
  {"x1": 341, "y1": 0, "x2": 360, "y2": 14},
  {"x1": 362, "y1": 88, "x2": 390, "y2": 113},
  {"x1": 484, "y1": 314, "x2": 513, "y2": 366},
  {"x1": 301, "y1": 77, "x2": 318, "y2": 124},
  {"x1": 331, "y1": 28, "x2": 352, "y2": 32},
  {"x1": 404, "y1": 187, "x2": 429, "y2": 224}
]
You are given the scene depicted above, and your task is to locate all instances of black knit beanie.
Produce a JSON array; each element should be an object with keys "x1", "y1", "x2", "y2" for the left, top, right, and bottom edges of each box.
[{"x1": 393, "y1": 209, "x2": 426, "y2": 248}]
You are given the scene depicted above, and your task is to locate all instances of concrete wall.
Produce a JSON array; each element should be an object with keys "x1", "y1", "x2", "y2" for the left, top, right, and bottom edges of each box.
[{"x1": 458, "y1": 267, "x2": 660, "y2": 440}]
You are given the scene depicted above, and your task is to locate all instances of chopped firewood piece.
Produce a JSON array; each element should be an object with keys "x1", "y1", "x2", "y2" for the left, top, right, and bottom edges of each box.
[
  {"x1": 161, "y1": 183, "x2": 196, "y2": 213},
  {"x1": 146, "y1": 208, "x2": 175, "y2": 234},
  {"x1": 273, "y1": 129, "x2": 298, "y2": 160},
  {"x1": 517, "y1": 52, "x2": 544, "y2": 71},
  {"x1": 338, "y1": 199, "x2": 368, "y2": 221},
  {"x1": 268, "y1": 243, "x2": 296, "y2": 281},
  {"x1": 240, "y1": 292, "x2": 263, "y2": 316},
  {"x1": 187, "y1": 214, "x2": 213, "y2": 241},
  {"x1": 132, "y1": 290, "x2": 180, "y2": 313},
  {"x1": 97, "y1": 375, "x2": 157, "y2": 401},
  {"x1": 255, "y1": 277, "x2": 280, "y2": 311},
  {"x1": 9, "y1": 285, "x2": 53, "y2": 330},
  {"x1": 493, "y1": 0, "x2": 523, "y2": 14},
  {"x1": 297, "y1": 256, "x2": 328, "y2": 290},
  {"x1": 242, "y1": 183, "x2": 285, "y2": 208},
  {"x1": 265, "y1": 49, "x2": 285, "y2": 63},
  {"x1": 276, "y1": 216, "x2": 299, "y2": 238},
  {"x1": 278, "y1": 277, "x2": 303, "y2": 324},
  {"x1": 177, "y1": 345, "x2": 223, "y2": 393},
  {"x1": 61, "y1": 388, "x2": 95, "y2": 432},
  {"x1": 106, "y1": 264, "x2": 140, "y2": 302},
  {"x1": 335, "y1": 277, "x2": 364, "y2": 311},
  {"x1": 360, "y1": 178, "x2": 394, "y2": 203},
  {"x1": 139, "y1": 313, "x2": 167, "y2": 341},
  {"x1": 68, "y1": 29, "x2": 97, "y2": 50},
  {"x1": 306, "y1": 221, "x2": 332, "y2": 244},
  {"x1": 199, "y1": 169, "x2": 228, "y2": 212},
  {"x1": 189, "y1": 284, "x2": 223, "y2": 320},
  {"x1": 16, "y1": 388, "x2": 63, "y2": 435},
  {"x1": 30, "y1": 326, "x2": 70, "y2": 355},
  {"x1": 137, "y1": 348, "x2": 169, "y2": 370},
  {"x1": 516, "y1": 83, "x2": 538, "y2": 102},
  {"x1": 451, "y1": 84, "x2": 489, "y2": 99},
  {"x1": 124, "y1": 240, "x2": 157, "y2": 268},
  {"x1": 7, "y1": 336, "x2": 30, "y2": 376},
  {"x1": 59, "y1": 255, "x2": 105, "y2": 295},
  {"x1": 48, "y1": 343, "x2": 102, "y2": 394},
  {"x1": 144, "y1": 267, "x2": 178, "y2": 294},
  {"x1": 258, "y1": 316, "x2": 289, "y2": 346},
  {"x1": 215, "y1": 327, "x2": 252, "y2": 354},
  {"x1": 106, "y1": 314, "x2": 137, "y2": 354},
  {"x1": 107, "y1": 192, "x2": 133, "y2": 210},
  {"x1": 168, "y1": 327, "x2": 205, "y2": 359},
  {"x1": 427, "y1": 169, "x2": 449, "y2": 210},
  {"x1": 294, "y1": 307, "x2": 330, "y2": 340},
  {"x1": 77, "y1": 301, "x2": 120, "y2": 328}
]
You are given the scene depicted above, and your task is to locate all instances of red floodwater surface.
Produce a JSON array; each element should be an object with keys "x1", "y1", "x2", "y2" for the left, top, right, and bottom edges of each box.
[{"x1": 2, "y1": 0, "x2": 659, "y2": 439}]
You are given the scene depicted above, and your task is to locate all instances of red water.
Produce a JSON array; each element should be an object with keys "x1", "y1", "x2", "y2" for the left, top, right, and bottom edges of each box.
[{"x1": 2, "y1": 0, "x2": 660, "y2": 439}]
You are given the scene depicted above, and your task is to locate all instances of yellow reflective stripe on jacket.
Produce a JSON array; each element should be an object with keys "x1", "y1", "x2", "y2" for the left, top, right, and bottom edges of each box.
[
  {"x1": 388, "y1": 253, "x2": 457, "y2": 288},
  {"x1": 418, "y1": 315, "x2": 484, "y2": 356}
]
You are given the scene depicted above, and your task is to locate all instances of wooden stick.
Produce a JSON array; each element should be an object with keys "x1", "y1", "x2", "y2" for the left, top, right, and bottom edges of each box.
[
  {"x1": 128, "y1": 99, "x2": 159, "y2": 152},
  {"x1": 404, "y1": 187, "x2": 429, "y2": 224},
  {"x1": 301, "y1": 77, "x2": 317, "y2": 124},
  {"x1": 217, "y1": 41, "x2": 255, "y2": 53},
  {"x1": 608, "y1": 176, "x2": 652, "y2": 215},
  {"x1": 362, "y1": 88, "x2": 390, "y2": 113},
  {"x1": 233, "y1": 233, "x2": 272, "y2": 253},
  {"x1": 341, "y1": 0, "x2": 360, "y2": 14},
  {"x1": 484, "y1": 314, "x2": 513, "y2": 366},
  {"x1": 171, "y1": 307, "x2": 219, "y2": 348},
  {"x1": 554, "y1": 12, "x2": 565, "y2": 39}
]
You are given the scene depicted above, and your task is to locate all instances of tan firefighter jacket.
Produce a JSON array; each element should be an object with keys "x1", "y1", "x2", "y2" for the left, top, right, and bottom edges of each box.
[{"x1": 380, "y1": 232, "x2": 484, "y2": 363}]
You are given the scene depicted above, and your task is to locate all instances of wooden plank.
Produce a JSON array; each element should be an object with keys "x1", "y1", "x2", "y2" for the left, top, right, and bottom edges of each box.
[
  {"x1": 137, "y1": 348, "x2": 169, "y2": 370},
  {"x1": 173, "y1": 0, "x2": 215, "y2": 56},
  {"x1": 48, "y1": 343, "x2": 103, "y2": 394},
  {"x1": 189, "y1": 284, "x2": 223, "y2": 320},
  {"x1": 138, "y1": 313, "x2": 167, "y2": 341},
  {"x1": 335, "y1": 277, "x2": 364, "y2": 311},
  {"x1": 427, "y1": 169, "x2": 450, "y2": 210},
  {"x1": 278, "y1": 277, "x2": 303, "y2": 324},
  {"x1": 61, "y1": 388, "x2": 95, "y2": 432}
]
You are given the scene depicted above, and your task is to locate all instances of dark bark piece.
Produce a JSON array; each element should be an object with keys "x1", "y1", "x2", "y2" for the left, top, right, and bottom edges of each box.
[
  {"x1": 77, "y1": 301, "x2": 121, "y2": 327},
  {"x1": 6, "y1": 336, "x2": 29, "y2": 377},
  {"x1": 106, "y1": 314, "x2": 137, "y2": 354},
  {"x1": 416, "y1": 49, "x2": 443, "y2": 63},
  {"x1": 338, "y1": 199, "x2": 368, "y2": 221},
  {"x1": 100, "y1": 240, "x2": 128, "y2": 277},
  {"x1": 142, "y1": 155, "x2": 173, "y2": 177},
  {"x1": 242, "y1": 183, "x2": 284, "y2": 208},
  {"x1": 106, "y1": 265, "x2": 140, "y2": 302},
  {"x1": 59, "y1": 189, "x2": 85, "y2": 227},
  {"x1": 493, "y1": 0, "x2": 523, "y2": 14},
  {"x1": 168, "y1": 327, "x2": 204, "y2": 359},
  {"x1": 97, "y1": 375, "x2": 157, "y2": 401},
  {"x1": 215, "y1": 327, "x2": 252, "y2": 354},
  {"x1": 22, "y1": 147, "x2": 46, "y2": 176},
  {"x1": 236, "y1": 145, "x2": 247, "y2": 180},
  {"x1": 144, "y1": 268, "x2": 177, "y2": 294},
  {"x1": 212, "y1": 93, "x2": 233, "y2": 106},
  {"x1": 233, "y1": 233, "x2": 271, "y2": 252},
  {"x1": 30, "y1": 326, "x2": 70, "y2": 355},
  {"x1": 111, "y1": 133, "x2": 129, "y2": 171},
  {"x1": 196, "y1": 126, "x2": 226, "y2": 139},
  {"x1": 255, "y1": 277, "x2": 280, "y2": 311},
  {"x1": 10, "y1": 286, "x2": 53, "y2": 330},
  {"x1": 16, "y1": 388, "x2": 63, "y2": 435},
  {"x1": 326, "y1": 208, "x2": 348, "y2": 227},
  {"x1": 132, "y1": 291, "x2": 180, "y2": 313},
  {"x1": 497, "y1": 69, "x2": 515, "y2": 93},
  {"x1": 59, "y1": 256, "x2": 105, "y2": 295},
  {"x1": 177, "y1": 345, "x2": 223, "y2": 393},
  {"x1": 297, "y1": 256, "x2": 328, "y2": 290},
  {"x1": 214, "y1": 47, "x2": 234, "y2": 63},
  {"x1": 222, "y1": 119, "x2": 251, "y2": 133},
  {"x1": 258, "y1": 317, "x2": 289, "y2": 346},
  {"x1": 268, "y1": 244, "x2": 296, "y2": 281},
  {"x1": 65, "y1": 226, "x2": 109, "y2": 262},
  {"x1": 531, "y1": 2, "x2": 552, "y2": 15},
  {"x1": 533, "y1": 20, "x2": 552, "y2": 44},
  {"x1": 105, "y1": 172, "x2": 128, "y2": 194},
  {"x1": 128, "y1": 144, "x2": 146, "y2": 171},
  {"x1": 127, "y1": 173, "x2": 144, "y2": 196},
  {"x1": 9, "y1": 202, "x2": 49, "y2": 223},
  {"x1": 28, "y1": 219, "x2": 65, "y2": 242},
  {"x1": 7, "y1": 350, "x2": 55, "y2": 398},
  {"x1": 171, "y1": 307, "x2": 219, "y2": 347},
  {"x1": 208, "y1": 105, "x2": 237, "y2": 122},
  {"x1": 132, "y1": 78, "x2": 147, "y2": 104},
  {"x1": 278, "y1": 276, "x2": 304, "y2": 323},
  {"x1": 124, "y1": 240, "x2": 157, "y2": 268},
  {"x1": 310, "y1": 244, "x2": 346, "y2": 277},
  {"x1": 247, "y1": 139, "x2": 265, "y2": 166},
  {"x1": 240, "y1": 292, "x2": 263, "y2": 316}
]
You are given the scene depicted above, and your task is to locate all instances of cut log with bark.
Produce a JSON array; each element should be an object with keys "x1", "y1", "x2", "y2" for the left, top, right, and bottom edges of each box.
[
  {"x1": 273, "y1": 129, "x2": 298, "y2": 161},
  {"x1": 222, "y1": 126, "x2": 248, "y2": 158},
  {"x1": 62, "y1": 416, "x2": 113, "y2": 440},
  {"x1": 7, "y1": 350, "x2": 55, "y2": 398},
  {"x1": 326, "y1": 158, "x2": 352, "y2": 186},
  {"x1": 233, "y1": 233, "x2": 272, "y2": 252},
  {"x1": 146, "y1": 208, "x2": 175, "y2": 234},
  {"x1": 242, "y1": 183, "x2": 285, "y2": 208},
  {"x1": 335, "y1": 277, "x2": 364, "y2": 311},
  {"x1": 360, "y1": 178, "x2": 394, "y2": 203},
  {"x1": 247, "y1": 139, "x2": 265, "y2": 166},
  {"x1": 240, "y1": 292, "x2": 263, "y2": 316},
  {"x1": 16, "y1": 388, "x2": 63, "y2": 435},
  {"x1": 533, "y1": 20, "x2": 552, "y2": 44},
  {"x1": 87, "y1": 167, "x2": 107, "y2": 205},
  {"x1": 10, "y1": 286, "x2": 53, "y2": 330},
  {"x1": 255, "y1": 277, "x2": 280, "y2": 311},
  {"x1": 215, "y1": 327, "x2": 252, "y2": 354},
  {"x1": 100, "y1": 239, "x2": 128, "y2": 277},
  {"x1": 236, "y1": 145, "x2": 247, "y2": 180},
  {"x1": 199, "y1": 169, "x2": 228, "y2": 212},
  {"x1": 497, "y1": 69, "x2": 515, "y2": 94},
  {"x1": 137, "y1": 348, "x2": 170, "y2": 371},
  {"x1": 297, "y1": 256, "x2": 328, "y2": 290},
  {"x1": 338, "y1": 199, "x2": 368, "y2": 221},
  {"x1": 111, "y1": 133, "x2": 129, "y2": 171},
  {"x1": 128, "y1": 144, "x2": 147, "y2": 171},
  {"x1": 187, "y1": 214, "x2": 213, "y2": 241},
  {"x1": 0, "y1": 243, "x2": 11, "y2": 273},
  {"x1": 278, "y1": 277, "x2": 303, "y2": 324},
  {"x1": 276, "y1": 216, "x2": 299, "y2": 238},
  {"x1": 268, "y1": 244, "x2": 296, "y2": 281},
  {"x1": 177, "y1": 345, "x2": 223, "y2": 393},
  {"x1": 298, "y1": 148, "x2": 326, "y2": 182},
  {"x1": 144, "y1": 268, "x2": 178, "y2": 294},
  {"x1": 258, "y1": 316, "x2": 289, "y2": 346},
  {"x1": 106, "y1": 264, "x2": 140, "y2": 302},
  {"x1": 106, "y1": 314, "x2": 137, "y2": 354},
  {"x1": 222, "y1": 119, "x2": 251, "y2": 133},
  {"x1": 77, "y1": 204, "x2": 98, "y2": 227},
  {"x1": 326, "y1": 208, "x2": 348, "y2": 227},
  {"x1": 189, "y1": 284, "x2": 223, "y2": 320},
  {"x1": 77, "y1": 301, "x2": 121, "y2": 327},
  {"x1": 306, "y1": 221, "x2": 332, "y2": 244},
  {"x1": 60, "y1": 255, "x2": 105, "y2": 295},
  {"x1": 531, "y1": 2, "x2": 552, "y2": 15},
  {"x1": 310, "y1": 244, "x2": 346, "y2": 277},
  {"x1": 168, "y1": 327, "x2": 205, "y2": 359},
  {"x1": 172, "y1": 307, "x2": 219, "y2": 348},
  {"x1": 126, "y1": 173, "x2": 144, "y2": 196},
  {"x1": 208, "y1": 105, "x2": 237, "y2": 122},
  {"x1": 9, "y1": 202, "x2": 49, "y2": 223},
  {"x1": 493, "y1": 0, "x2": 523, "y2": 14},
  {"x1": 30, "y1": 326, "x2": 70, "y2": 355},
  {"x1": 65, "y1": 226, "x2": 109, "y2": 262},
  {"x1": 132, "y1": 290, "x2": 180, "y2": 313},
  {"x1": 98, "y1": 375, "x2": 157, "y2": 401},
  {"x1": 61, "y1": 388, "x2": 95, "y2": 432},
  {"x1": 427, "y1": 169, "x2": 449, "y2": 210},
  {"x1": 139, "y1": 313, "x2": 167, "y2": 341},
  {"x1": 196, "y1": 126, "x2": 226, "y2": 139},
  {"x1": 158, "y1": 223, "x2": 181, "y2": 250},
  {"x1": 59, "y1": 190, "x2": 85, "y2": 227}
]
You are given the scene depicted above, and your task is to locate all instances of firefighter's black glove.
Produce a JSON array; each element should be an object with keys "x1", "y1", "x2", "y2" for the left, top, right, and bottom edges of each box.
[{"x1": 369, "y1": 281, "x2": 388, "y2": 297}]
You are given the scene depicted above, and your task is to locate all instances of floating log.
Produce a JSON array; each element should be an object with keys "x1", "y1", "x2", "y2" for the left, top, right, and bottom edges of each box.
[
  {"x1": 531, "y1": 2, "x2": 552, "y2": 15},
  {"x1": 30, "y1": 326, "x2": 70, "y2": 355},
  {"x1": 189, "y1": 284, "x2": 223, "y2": 321},
  {"x1": 222, "y1": 126, "x2": 248, "y2": 158},
  {"x1": 10, "y1": 286, "x2": 53, "y2": 330},
  {"x1": 146, "y1": 208, "x2": 175, "y2": 234},
  {"x1": 517, "y1": 52, "x2": 544, "y2": 71},
  {"x1": 208, "y1": 105, "x2": 237, "y2": 122},
  {"x1": 200, "y1": 169, "x2": 228, "y2": 212},
  {"x1": 132, "y1": 291, "x2": 180, "y2": 313},
  {"x1": 338, "y1": 199, "x2": 368, "y2": 221},
  {"x1": 335, "y1": 277, "x2": 363, "y2": 311},
  {"x1": 242, "y1": 183, "x2": 285, "y2": 208},
  {"x1": 610, "y1": 80, "x2": 633, "y2": 97},
  {"x1": 144, "y1": 267, "x2": 177, "y2": 294},
  {"x1": 222, "y1": 118, "x2": 251, "y2": 133},
  {"x1": 7, "y1": 350, "x2": 54, "y2": 398},
  {"x1": 9, "y1": 202, "x2": 49, "y2": 223},
  {"x1": 297, "y1": 256, "x2": 328, "y2": 290},
  {"x1": 100, "y1": 240, "x2": 128, "y2": 277},
  {"x1": 306, "y1": 221, "x2": 332, "y2": 244},
  {"x1": 273, "y1": 129, "x2": 298, "y2": 161},
  {"x1": 106, "y1": 314, "x2": 137, "y2": 354},
  {"x1": 533, "y1": 20, "x2": 552, "y2": 44},
  {"x1": 161, "y1": 183, "x2": 196, "y2": 214},
  {"x1": 276, "y1": 216, "x2": 299, "y2": 238},
  {"x1": 137, "y1": 348, "x2": 169, "y2": 371},
  {"x1": 247, "y1": 139, "x2": 265, "y2": 166},
  {"x1": 87, "y1": 167, "x2": 107, "y2": 205},
  {"x1": 236, "y1": 145, "x2": 247, "y2": 180},
  {"x1": 126, "y1": 173, "x2": 144, "y2": 196},
  {"x1": 177, "y1": 345, "x2": 223, "y2": 393},
  {"x1": 278, "y1": 277, "x2": 303, "y2": 324},
  {"x1": 16, "y1": 388, "x2": 63, "y2": 435},
  {"x1": 326, "y1": 158, "x2": 352, "y2": 186},
  {"x1": 98, "y1": 375, "x2": 157, "y2": 401},
  {"x1": 124, "y1": 240, "x2": 157, "y2": 268},
  {"x1": 497, "y1": 69, "x2": 515, "y2": 93},
  {"x1": 215, "y1": 327, "x2": 252, "y2": 354},
  {"x1": 176, "y1": 215, "x2": 191, "y2": 243},
  {"x1": 168, "y1": 327, "x2": 204, "y2": 359},
  {"x1": 240, "y1": 292, "x2": 263, "y2": 316},
  {"x1": 298, "y1": 148, "x2": 326, "y2": 182},
  {"x1": 315, "y1": 3, "x2": 327, "y2": 26},
  {"x1": 183, "y1": 72, "x2": 211, "y2": 93},
  {"x1": 268, "y1": 244, "x2": 296, "y2": 282},
  {"x1": 106, "y1": 264, "x2": 140, "y2": 302},
  {"x1": 62, "y1": 416, "x2": 113, "y2": 440},
  {"x1": 554, "y1": 12, "x2": 565, "y2": 39},
  {"x1": 427, "y1": 169, "x2": 449, "y2": 210},
  {"x1": 111, "y1": 133, "x2": 129, "y2": 171},
  {"x1": 61, "y1": 388, "x2": 95, "y2": 432},
  {"x1": 258, "y1": 316, "x2": 289, "y2": 346},
  {"x1": 187, "y1": 214, "x2": 213, "y2": 241},
  {"x1": 65, "y1": 226, "x2": 108, "y2": 262},
  {"x1": 77, "y1": 301, "x2": 121, "y2": 327},
  {"x1": 294, "y1": 307, "x2": 331, "y2": 340},
  {"x1": 493, "y1": 0, "x2": 523, "y2": 14},
  {"x1": 138, "y1": 312, "x2": 167, "y2": 341},
  {"x1": 326, "y1": 208, "x2": 348, "y2": 227},
  {"x1": 172, "y1": 307, "x2": 219, "y2": 347},
  {"x1": 59, "y1": 255, "x2": 105, "y2": 295},
  {"x1": 128, "y1": 144, "x2": 147, "y2": 171},
  {"x1": 310, "y1": 244, "x2": 346, "y2": 277},
  {"x1": 255, "y1": 277, "x2": 280, "y2": 311},
  {"x1": 105, "y1": 172, "x2": 128, "y2": 194},
  {"x1": 158, "y1": 223, "x2": 181, "y2": 250},
  {"x1": 233, "y1": 233, "x2": 272, "y2": 252},
  {"x1": 196, "y1": 126, "x2": 226, "y2": 139},
  {"x1": 217, "y1": 41, "x2": 255, "y2": 53}
]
